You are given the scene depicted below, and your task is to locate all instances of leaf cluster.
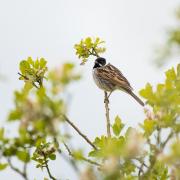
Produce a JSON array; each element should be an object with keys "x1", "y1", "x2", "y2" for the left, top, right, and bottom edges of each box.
[
  {"x1": 18, "y1": 57, "x2": 48, "y2": 89},
  {"x1": 32, "y1": 141, "x2": 57, "y2": 169},
  {"x1": 74, "y1": 37, "x2": 106, "y2": 65}
]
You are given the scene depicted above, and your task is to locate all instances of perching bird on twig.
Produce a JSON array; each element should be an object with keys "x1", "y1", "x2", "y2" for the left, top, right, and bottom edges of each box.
[{"x1": 92, "y1": 57, "x2": 144, "y2": 106}]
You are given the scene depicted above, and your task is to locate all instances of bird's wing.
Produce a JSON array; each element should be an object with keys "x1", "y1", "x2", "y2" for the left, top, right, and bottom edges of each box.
[{"x1": 97, "y1": 63, "x2": 133, "y2": 91}]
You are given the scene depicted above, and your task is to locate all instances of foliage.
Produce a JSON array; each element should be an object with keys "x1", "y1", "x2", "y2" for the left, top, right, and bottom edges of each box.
[
  {"x1": 18, "y1": 57, "x2": 48, "y2": 89},
  {"x1": 32, "y1": 141, "x2": 57, "y2": 169},
  {"x1": 0, "y1": 58, "x2": 82, "y2": 180},
  {"x1": 74, "y1": 37, "x2": 106, "y2": 65},
  {"x1": 0, "y1": 44, "x2": 179, "y2": 180}
]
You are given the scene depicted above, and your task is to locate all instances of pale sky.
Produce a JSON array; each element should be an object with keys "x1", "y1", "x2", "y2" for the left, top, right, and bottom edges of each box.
[{"x1": 0, "y1": 0, "x2": 179, "y2": 179}]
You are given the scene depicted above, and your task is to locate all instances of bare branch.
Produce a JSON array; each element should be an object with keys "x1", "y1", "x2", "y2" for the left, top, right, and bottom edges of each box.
[
  {"x1": 62, "y1": 115, "x2": 97, "y2": 150},
  {"x1": 7, "y1": 158, "x2": 28, "y2": 180},
  {"x1": 161, "y1": 131, "x2": 174, "y2": 149},
  {"x1": 42, "y1": 153, "x2": 57, "y2": 180},
  {"x1": 63, "y1": 142, "x2": 101, "y2": 167},
  {"x1": 104, "y1": 91, "x2": 111, "y2": 137}
]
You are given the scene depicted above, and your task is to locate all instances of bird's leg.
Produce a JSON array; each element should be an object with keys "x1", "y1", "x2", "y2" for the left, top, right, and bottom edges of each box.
[
  {"x1": 104, "y1": 91, "x2": 109, "y2": 103},
  {"x1": 107, "y1": 91, "x2": 112, "y2": 99}
]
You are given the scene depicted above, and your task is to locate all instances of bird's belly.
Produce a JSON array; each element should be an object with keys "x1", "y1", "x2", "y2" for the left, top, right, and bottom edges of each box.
[{"x1": 92, "y1": 70, "x2": 114, "y2": 91}]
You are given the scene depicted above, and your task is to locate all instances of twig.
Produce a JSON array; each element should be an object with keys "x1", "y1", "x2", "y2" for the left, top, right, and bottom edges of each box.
[
  {"x1": 156, "y1": 128, "x2": 161, "y2": 147},
  {"x1": 138, "y1": 162, "x2": 146, "y2": 177},
  {"x1": 42, "y1": 153, "x2": 57, "y2": 180},
  {"x1": 62, "y1": 115, "x2": 97, "y2": 150},
  {"x1": 7, "y1": 158, "x2": 28, "y2": 180},
  {"x1": 104, "y1": 91, "x2": 111, "y2": 137},
  {"x1": 88, "y1": 48, "x2": 99, "y2": 57},
  {"x1": 63, "y1": 142, "x2": 101, "y2": 167},
  {"x1": 54, "y1": 136, "x2": 80, "y2": 174},
  {"x1": 92, "y1": 47, "x2": 100, "y2": 57},
  {"x1": 81, "y1": 156, "x2": 101, "y2": 167},
  {"x1": 23, "y1": 162, "x2": 28, "y2": 180},
  {"x1": 18, "y1": 72, "x2": 29, "y2": 80},
  {"x1": 142, "y1": 131, "x2": 174, "y2": 178},
  {"x1": 18, "y1": 72, "x2": 40, "y2": 89},
  {"x1": 57, "y1": 148, "x2": 80, "y2": 174},
  {"x1": 161, "y1": 131, "x2": 173, "y2": 149}
]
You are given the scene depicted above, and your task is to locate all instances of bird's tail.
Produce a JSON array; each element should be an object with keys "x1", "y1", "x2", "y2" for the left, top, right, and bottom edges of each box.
[{"x1": 129, "y1": 91, "x2": 144, "y2": 106}]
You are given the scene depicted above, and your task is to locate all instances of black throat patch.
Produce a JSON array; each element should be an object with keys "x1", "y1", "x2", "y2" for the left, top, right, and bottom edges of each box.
[{"x1": 93, "y1": 62, "x2": 101, "y2": 69}]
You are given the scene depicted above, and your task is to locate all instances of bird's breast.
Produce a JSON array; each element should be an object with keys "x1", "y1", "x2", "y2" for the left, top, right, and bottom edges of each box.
[{"x1": 92, "y1": 69, "x2": 115, "y2": 92}]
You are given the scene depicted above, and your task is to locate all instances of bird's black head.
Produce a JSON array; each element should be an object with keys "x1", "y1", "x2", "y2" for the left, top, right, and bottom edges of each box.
[{"x1": 93, "y1": 57, "x2": 106, "y2": 69}]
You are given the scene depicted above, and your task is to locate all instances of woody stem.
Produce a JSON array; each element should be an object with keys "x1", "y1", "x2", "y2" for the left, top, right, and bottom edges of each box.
[{"x1": 104, "y1": 91, "x2": 111, "y2": 137}]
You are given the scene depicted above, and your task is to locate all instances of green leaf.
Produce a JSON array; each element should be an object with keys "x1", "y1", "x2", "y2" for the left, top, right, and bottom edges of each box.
[
  {"x1": 88, "y1": 150, "x2": 98, "y2": 157},
  {"x1": 34, "y1": 59, "x2": 40, "y2": 69},
  {"x1": 49, "y1": 154, "x2": 56, "y2": 160},
  {"x1": 20, "y1": 60, "x2": 30, "y2": 74},
  {"x1": 85, "y1": 37, "x2": 92, "y2": 48},
  {"x1": 0, "y1": 128, "x2": 4, "y2": 140},
  {"x1": 8, "y1": 109, "x2": 22, "y2": 121},
  {"x1": 177, "y1": 63, "x2": 180, "y2": 78},
  {"x1": 0, "y1": 163, "x2": 8, "y2": 171},
  {"x1": 165, "y1": 67, "x2": 176, "y2": 81},
  {"x1": 39, "y1": 58, "x2": 47, "y2": 68},
  {"x1": 17, "y1": 150, "x2": 30, "y2": 162},
  {"x1": 140, "y1": 119, "x2": 156, "y2": 136},
  {"x1": 27, "y1": 57, "x2": 34, "y2": 66},
  {"x1": 112, "y1": 116, "x2": 124, "y2": 136},
  {"x1": 139, "y1": 83, "x2": 154, "y2": 99}
]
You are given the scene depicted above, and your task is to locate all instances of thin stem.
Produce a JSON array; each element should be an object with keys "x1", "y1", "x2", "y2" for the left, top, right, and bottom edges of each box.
[
  {"x1": 18, "y1": 72, "x2": 29, "y2": 80},
  {"x1": 18, "y1": 72, "x2": 41, "y2": 89},
  {"x1": 42, "y1": 153, "x2": 57, "y2": 180},
  {"x1": 7, "y1": 158, "x2": 28, "y2": 180},
  {"x1": 23, "y1": 162, "x2": 28, "y2": 180},
  {"x1": 156, "y1": 128, "x2": 161, "y2": 148},
  {"x1": 57, "y1": 148, "x2": 80, "y2": 174},
  {"x1": 138, "y1": 162, "x2": 146, "y2": 177},
  {"x1": 88, "y1": 49, "x2": 99, "y2": 57},
  {"x1": 63, "y1": 142, "x2": 101, "y2": 167},
  {"x1": 54, "y1": 137, "x2": 80, "y2": 174},
  {"x1": 62, "y1": 115, "x2": 97, "y2": 150},
  {"x1": 142, "y1": 131, "x2": 174, "y2": 178},
  {"x1": 104, "y1": 91, "x2": 111, "y2": 137},
  {"x1": 81, "y1": 156, "x2": 101, "y2": 167},
  {"x1": 161, "y1": 131, "x2": 173, "y2": 149},
  {"x1": 92, "y1": 47, "x2": 99, "y2": 57}
]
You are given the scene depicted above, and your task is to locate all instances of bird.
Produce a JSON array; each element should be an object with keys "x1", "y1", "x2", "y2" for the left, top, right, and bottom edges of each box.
[{"x1": 92, "y1": 57, "x2": 144, "y2": 106}]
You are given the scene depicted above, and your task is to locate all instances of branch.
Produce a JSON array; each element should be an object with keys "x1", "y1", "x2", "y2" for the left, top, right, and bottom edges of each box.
[
  {"x1": 92, "y1": 47, "x2": 100, "y2": 57},
  {"x1": 104, "y1": 91, "x2": 111, "y2": 137},
  {"x1": 63, "y1": 142, "x2": 101, "y2": 167},
  {"x1": 7, "y1": 158, "x2": 28, "y2": 180},
  {"x1": 18, "y1": 72, "x2": 29, "y2": 80},
  {"x1": 88, "y1": 48, "x2": 99, "y2": 58},
  {"x1": 54, "y1": 137, "x2": 80, "y2": 174},
  {"x1": 42, "y1": 153, "x2": 57, "y2": 180},
  {"x1": 62, "y1": 115, "x2": 97, "y2": 150},
  {"x1": 57, "y1": 149, "x2": 80, "y2": 174},
  {"x1": 161, "y1": 131, "x2": 174, "y2": 149},
  {"x1": 142, "y1": 131, "x2": 174, "y2": 178},
  {"x1": 138, "y1": 162, "x2": 147, "y2": 177},
  {"x1": 23, "y1": 162, "x2": 28, "y2": 180}
]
